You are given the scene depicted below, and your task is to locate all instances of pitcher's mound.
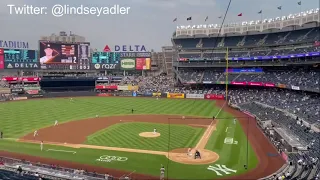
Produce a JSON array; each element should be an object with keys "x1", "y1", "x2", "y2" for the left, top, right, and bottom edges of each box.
[
  {"x1": 167, "y1": 148, "x2": 219, "y2": 165},
  {"x1": 139, "y1": 132, "x2": 161, "y2": 138}
]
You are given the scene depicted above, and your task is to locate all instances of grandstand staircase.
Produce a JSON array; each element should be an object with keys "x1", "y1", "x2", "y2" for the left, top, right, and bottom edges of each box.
[
  {"x1": 196, "y1": 39, "x2": 203, "y2": 48},
  {"x1": 297, "y1": 28, "x2": 315, "y2": 42},
  {"x1": 217, "y1": 37, "x2": 225, "y2": 47},
  {"x1": 257, "y1": 35, "x2": 268, "y2": 46},
  {"x1": 199, "y1": 72, "x2": 205, "y2": 83},
  {"x1": 237, "y1": 36, "x2": 246, "y2": 47},
  {"x1": 276, "y1": 32, "x2": 291, "y2": 44}
]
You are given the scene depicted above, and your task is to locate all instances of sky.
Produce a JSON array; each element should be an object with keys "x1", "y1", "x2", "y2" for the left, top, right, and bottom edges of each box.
[{"x1": 0, "y1": 0, "x2": 319, "y2": 51}]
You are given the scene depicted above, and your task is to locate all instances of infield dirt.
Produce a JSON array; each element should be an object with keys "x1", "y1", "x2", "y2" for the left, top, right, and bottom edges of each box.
[{"x1": 20, "y1": 114, "x2": 220, "y2": 165}]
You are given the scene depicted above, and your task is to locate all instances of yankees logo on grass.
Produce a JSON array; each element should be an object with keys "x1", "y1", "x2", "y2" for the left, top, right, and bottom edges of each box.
[
  {"x1": 96, "y1": 155, "x2": 128, "y2": 162},
  {"x1": 207, "y1": 164, "x2": 237, "y2": 176}
]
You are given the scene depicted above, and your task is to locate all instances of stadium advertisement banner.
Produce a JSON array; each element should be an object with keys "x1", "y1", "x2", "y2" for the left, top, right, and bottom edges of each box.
[
  {"x1": 120, "y1": 58, "x2": 135, "y2": 70},
  {"x1": 216, "y1": 81, "x2": 229, "y2": 84},
  {"x1": 203, "y1": 81, "x2": 212, "y2": 84},
  {"x1": 117, "y1": 85, "x2": 128, "y2": 91},
  {"x1": 135, "y1": 58, "x2": 151, "y2": 70},
  {"x1": 226, "y1": 68, "x2": 263, "y2": 73},
  {"x1": 0, "y1": 48, "x2": 4, "y2": 69},
  {"x1": 265, "y1": 83, "x2": 275, "y2": 87},
  {"x1": 0, "y1": 88, "x2": 10, "y2": 94},
  {"x1": 26, "y1": 90, "x2": 39, "y2": 94},
  {"x1": 39, "y1": 41, "x2": 79, "y2": 65},
  {"x1": 291, "y1": 85, "x2": 300, "y2": 90},
  {"x1": 277, "y1": 84, "x2": 286, "y2": 88},
  {"x1": 152, "y1": 93, "x2": 161, "y2": 97},
  {"x1": 92, "y1": 63, "x2": 119, "y2": 70},
  {"x1": 21, "y1": 77, "x2": 41, "y2": 82},
  {"x1": 2, "y1": 77, "x2": 40, "y2": 82},
  {"x1": 95, "y1": 85, "x2": 117, "y2": 90},
  {"x1": 248, "y1": 82, "x2": 263, "y2": 86},
  {"x1": 230, "y1": 52, "x2": 320, "y2": 61},
  {"x1": 1, "y1": 76, "x2": 18, "y2": 81},
  {"x1": 24, "y1": 86, "x2": 41, "y2": 90},
  {"x1": 167, "y1": 93, "x2": 185, "y2": 99},
  {"x1": 127, "y1": 85, "x2": 139, "y2": 91},
  {"x1": 231, "y1": 81, "x2": 246, "y2": 85},
  {"x1": 5, "y1": 62, "x2": 40, "y2": 69},
  {"x1": 186, "y1": 94, "x2": 204, "y2": 99},
  {"x1": 29, "y1": 94, "x2": 44, "y2": 98},
  {"x1": 13, "y1": 97, "x2": 28, "y2": 101},
  {"x1": 11, "y1": 88, "x2": 24, "y2": 93},
  {"x1": 204, "y1": 94, "x2": 225, "y2": 100}
]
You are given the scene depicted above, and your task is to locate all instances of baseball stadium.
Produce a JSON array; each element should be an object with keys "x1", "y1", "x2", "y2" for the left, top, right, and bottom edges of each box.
[{"x1": 0, "y1": 3, "x2": 320, "y2": 180}]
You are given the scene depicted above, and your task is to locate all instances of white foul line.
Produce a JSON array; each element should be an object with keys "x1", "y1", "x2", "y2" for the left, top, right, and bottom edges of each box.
[
  {"x1": 196, "y1": 101, "x2": 227, "y2": 149},
  {"x1": 205, "y1": 102, "x2": 225, "y2": 139},
  {"x1": 46, "y1": 149, "x2": 76, "y2": 154}
]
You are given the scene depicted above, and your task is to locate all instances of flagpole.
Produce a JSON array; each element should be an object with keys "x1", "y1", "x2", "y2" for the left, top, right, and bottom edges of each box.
[{"x1": 299, "y1": 4, "x2": 302, "y2": 14}]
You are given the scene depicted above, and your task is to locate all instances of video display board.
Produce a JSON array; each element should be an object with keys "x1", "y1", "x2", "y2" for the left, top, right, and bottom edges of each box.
[
  {"x1": 91, "y1": 52, "x2": 120, "y2": 70},
  {"x1": 136, "y1": 58, "x2": 151, "y2": 70},
  {"x1": 78, "y1": 43, "x2": 91, "y2": 70},
  {"x1": 39, "y1": 41, "x2": 92, "y2": 70},
  {"x1": 3, "y1": 49, "x2": 39, "y2": 69},
  {"x1": 92, "y1": 52, "x2": 120, "y2": 64},
  {"x1": 39, "y1": 41, "x2": 78, "y2": 65}
]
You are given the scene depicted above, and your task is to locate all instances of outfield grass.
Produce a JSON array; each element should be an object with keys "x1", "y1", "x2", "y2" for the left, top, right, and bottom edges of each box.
[
  {"x1": 86, "y1": 122, "x2": 205, "y2": 151},
  {"x1": 0, "y1": 97, "x2": 217, "y2": 138},
  {"x1": 0, "y1": 97, "x2": 259, "y2": 179}
]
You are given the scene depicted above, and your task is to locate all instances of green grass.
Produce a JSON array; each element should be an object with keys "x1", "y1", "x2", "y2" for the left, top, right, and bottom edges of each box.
[
  {"x1": 0, "y1": 97, "x2": 259, "y2": 179},
  {"x1": 0, "y1": 97, "x2": 217, "y2": 138},
  {"x1": 85, "y1": 122, "x2": 205, "y2": 151}
]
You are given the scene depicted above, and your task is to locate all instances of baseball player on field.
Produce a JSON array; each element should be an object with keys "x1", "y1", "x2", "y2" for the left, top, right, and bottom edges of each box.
[
  {"x1": 187, "y1": 148, "x2": 192, "y2": 157},
  {"x1": 233, "y1": 118, "x2": 237, "y2": 125},
  {"x1": 40, "y1": 141, "x2": 43, "y2": 151},
  {"x1": 153, "y1": 128, "x2": 157, "y2": 135},
  {"x1": 54, "y1": 120, "x2": 58, "y2": 126},
  {"x1": 160, "y1": 166, "x2": 165, "y2": 180},
  {"x1": 33, "y1": 130, "x2": 38, "y2": 138}
]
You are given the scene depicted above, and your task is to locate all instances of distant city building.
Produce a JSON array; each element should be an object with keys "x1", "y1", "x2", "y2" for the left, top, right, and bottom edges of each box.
[{"x1": 40, "y1": 31, "x2": 86, "y2": 43}]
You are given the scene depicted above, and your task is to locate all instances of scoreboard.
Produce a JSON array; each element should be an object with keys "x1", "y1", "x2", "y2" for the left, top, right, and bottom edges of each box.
[
  {"x1": 4, "y1": 49, "x2": 38, "y2": 62},
  {"x1": 92, "y1": 52, "x2": 120, "y2": 64}
]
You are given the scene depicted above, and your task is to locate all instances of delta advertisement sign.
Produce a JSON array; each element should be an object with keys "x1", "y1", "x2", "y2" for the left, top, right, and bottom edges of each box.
[{"x1": 103, "y1": 45, "x2": 147, "y2": 52}]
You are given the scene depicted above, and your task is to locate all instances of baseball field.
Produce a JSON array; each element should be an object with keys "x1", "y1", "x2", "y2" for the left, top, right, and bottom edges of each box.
[{"x1": 0, "y1": 97, "x2": 285, "y2": 179}]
